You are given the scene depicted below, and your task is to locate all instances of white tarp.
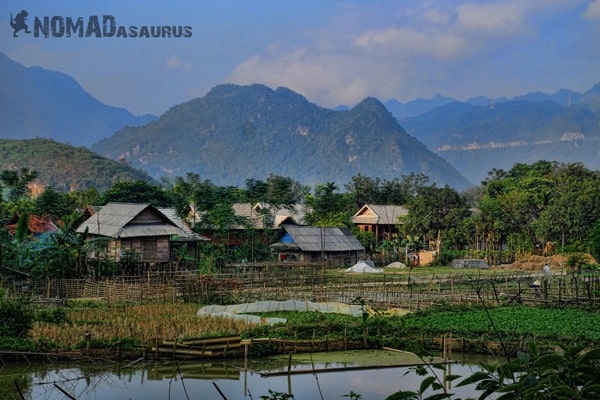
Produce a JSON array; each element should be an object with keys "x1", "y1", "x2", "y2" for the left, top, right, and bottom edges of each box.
[
  {"x1": 385, "y1": 262, "x2": 407, "y2": 269},
  {"x1": 344, "y1": 261, "x2": 383, "y2": 273},
  {"x1": 197, "y1": 300, "x2": 365, "y2": 325}
]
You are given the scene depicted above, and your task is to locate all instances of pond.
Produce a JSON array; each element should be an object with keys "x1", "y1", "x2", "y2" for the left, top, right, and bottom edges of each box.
[{"x1": 2, "y1": 350, "x2": 498, "y2": 400}]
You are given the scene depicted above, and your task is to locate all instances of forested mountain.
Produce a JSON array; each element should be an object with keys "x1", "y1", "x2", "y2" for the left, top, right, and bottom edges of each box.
[
  {"x1": 0, "y1": 138, "x2": 155, "y2": 191},
  {"x1": 91, "y1": 84, "x2": 472, "y2": 190},
  {"x1": 3, "y1": 51, "x2": 597, "y2": 190},
  {"x1": 400, "y1": 82, "x2": 600, "y2": 184},
  {"x1": 0, "y1": 52, "x2": 156, "y2": 147}
]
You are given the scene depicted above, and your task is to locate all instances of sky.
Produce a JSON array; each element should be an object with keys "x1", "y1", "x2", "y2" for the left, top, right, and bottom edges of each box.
[{"x1": 1, "y1": 0, "x2": 599, "y2": 116}]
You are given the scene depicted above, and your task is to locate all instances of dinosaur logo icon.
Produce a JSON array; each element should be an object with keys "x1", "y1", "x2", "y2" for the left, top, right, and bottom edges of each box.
[{"x1": 10, "y1": 10, "x2": 31, "y2": 37}]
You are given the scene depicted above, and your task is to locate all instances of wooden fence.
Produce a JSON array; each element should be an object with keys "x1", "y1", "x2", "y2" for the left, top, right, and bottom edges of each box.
[{"x1": 1, "y1": 267, "x2": 599, "y2": 309}]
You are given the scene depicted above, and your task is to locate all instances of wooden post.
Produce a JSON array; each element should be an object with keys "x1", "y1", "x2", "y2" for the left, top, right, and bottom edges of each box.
[{"x1": 84, "y1": 332, "x2": 91, "y2": 355}]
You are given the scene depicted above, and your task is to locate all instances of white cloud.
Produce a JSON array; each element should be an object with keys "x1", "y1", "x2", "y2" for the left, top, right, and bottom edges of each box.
[
  {"x1": 227, "y1": 1, "x2": 595, "y2": 108},
  {"x1": 354, "y1": 26, "x2": 465, "y2": 59},
  {"x1": 455, "y1": 2, "x2": 526, "y2": 34},
  {"x1": 165, "y1": 54, "x2": 191, "y2": 70},
  {"x1": 583, "y1": 0, "x2": 600, "y2": 19}
]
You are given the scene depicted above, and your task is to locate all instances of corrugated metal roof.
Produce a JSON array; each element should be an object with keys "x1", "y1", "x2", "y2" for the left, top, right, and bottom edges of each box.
[
  {"x1": 76, "y1": 202, "x2": 204, "y2": 240},
  {"x1": 276, "y1": 225, "x2": 364, "y2": 252},
  {"x1": 118, "y1": 224, "x2": 187, "y2": 238},
  {"x1": 157, "y1": 207, "x2": 209, "y2": 241}
]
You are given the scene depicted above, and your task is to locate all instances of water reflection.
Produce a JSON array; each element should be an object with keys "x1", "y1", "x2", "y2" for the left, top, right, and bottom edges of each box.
[{"x1": 1, "y1": 352, "x2": 499, "y2": 400}]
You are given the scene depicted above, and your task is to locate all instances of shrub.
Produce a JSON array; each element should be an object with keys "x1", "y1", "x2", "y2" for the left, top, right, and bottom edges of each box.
[
  {"x1": 0, "y1": 298, "x2": 34, "y2": 338},
  {"x1": 35, "y1": 307, "x2": 71, "y2": 325}
]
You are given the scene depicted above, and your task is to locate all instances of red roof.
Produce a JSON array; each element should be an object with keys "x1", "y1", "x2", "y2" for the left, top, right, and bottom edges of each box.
[{"x1": 4, "y1": 214, "x2": 60, "y2": 235}]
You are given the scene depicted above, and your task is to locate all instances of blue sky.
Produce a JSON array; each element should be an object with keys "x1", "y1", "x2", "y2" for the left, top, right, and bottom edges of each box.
[{"x1": 2, "y1": 0, "x2": 599, "y2": 116}]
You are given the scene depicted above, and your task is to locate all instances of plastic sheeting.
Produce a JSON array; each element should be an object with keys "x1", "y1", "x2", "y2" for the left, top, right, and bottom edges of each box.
[{"x1": 197, "y1": 300, "x2": 365, "y2": 325}]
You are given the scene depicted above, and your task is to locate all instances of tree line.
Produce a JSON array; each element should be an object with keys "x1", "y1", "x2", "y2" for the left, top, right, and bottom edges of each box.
[{"x1": 1, "y1": 160, "x2": 599, "y2": 278}]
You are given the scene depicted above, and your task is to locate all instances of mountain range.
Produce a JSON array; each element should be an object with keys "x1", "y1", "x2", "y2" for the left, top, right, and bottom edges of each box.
[
  {"x1": 91, "y1": 84, "x2": 471, "y2": 189},
  {"x1": 1, "y1": 51, "x2": 599, "y2": 191},
  {"x1": 398, "y1": 84, "x2": 600, "y2": 183},
  {"x1": 0, "y1": 52, "x2": 156, "y2": 147}
]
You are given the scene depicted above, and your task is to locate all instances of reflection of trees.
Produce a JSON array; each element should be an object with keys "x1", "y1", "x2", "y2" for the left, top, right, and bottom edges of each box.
[
  {"x1": 39, "y1": 367, "x2": 127, "y2": 400},
  {"x1": 1, "y1": 363, "x2": 128, "y2": 400},
  {"x1": 0, "y1": 372, "x2": 32, "y2": 400}
]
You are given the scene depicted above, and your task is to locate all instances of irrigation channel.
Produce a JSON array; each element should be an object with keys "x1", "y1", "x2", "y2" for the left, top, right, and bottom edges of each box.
[{"x1": 3, "y1": 350, "x2": 497, "y2": 400}]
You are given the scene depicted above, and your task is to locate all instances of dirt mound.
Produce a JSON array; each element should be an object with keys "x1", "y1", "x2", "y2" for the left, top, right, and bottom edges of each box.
[
  {"x1": 508, "y1": 255, "x2": 565, "y2": 271},
  {"x1": 502, "y1": 254, "x2": 596, "y2": 271}
]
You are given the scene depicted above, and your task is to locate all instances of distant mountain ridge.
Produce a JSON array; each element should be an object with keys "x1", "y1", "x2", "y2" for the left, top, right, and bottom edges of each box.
[
  {"x1": 91, "y1": 84, "x2": 471, "y2": 190},
  {"x1": 382, "y1": 84, "x2": 599, "y2": 121},
  {"x1": 2, "y1": 51, "x2": 598, "y2": 191},
  {"x1": 399, "y1": 82, "x2": 600, "y2": 184},
  {"x1": 0, "y1": 52, "x2": 156, "y2": 147}
]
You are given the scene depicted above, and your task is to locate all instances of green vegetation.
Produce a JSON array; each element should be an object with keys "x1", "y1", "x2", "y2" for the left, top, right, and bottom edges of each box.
[
  {"x1": 0, "y1": 138, "x2": 154, "y2": 191},
  {"x1": 242, "y1": 305, "x2": 600, "y2": 349},
  {"x1": 387, "y1": 342, "x2": 600, "y2": 400},
  {"x1": 1, "y1": 159, "x2": 599, "y2": 278},
  {"x1": 90, "y1": 84, "x2": 470, "y2": 189},
  {"x1": 399, "y1": 305, "x2": 600, "y2": 341}
]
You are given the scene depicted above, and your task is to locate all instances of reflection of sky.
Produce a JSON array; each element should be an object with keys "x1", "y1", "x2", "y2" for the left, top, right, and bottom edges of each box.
[{"x1": 20, "y1": 362, "x2": 491, "y2": 400}]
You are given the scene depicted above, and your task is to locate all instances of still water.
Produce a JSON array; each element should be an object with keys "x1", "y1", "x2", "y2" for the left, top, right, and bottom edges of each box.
[{"x1": 2, "y1": 351, "x2": 498, "y2": 400}]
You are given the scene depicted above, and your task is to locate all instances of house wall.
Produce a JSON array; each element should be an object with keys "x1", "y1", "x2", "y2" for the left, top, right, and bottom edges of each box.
[
  {"x1": 355, "y1": 223, "x2": 399, "y2": 244},
  {"x1": 119, "y1": 237, "x2": 171, "y2": 263},
  {"x1": 88, "y1": 235, "x2": 172, "y2": 263},
  {"x1": 131, "y1": 209, "x2": 165, "y2": 224},
  {"x1": 279, "y1": 250, "x2": 363, "y2": 267}
]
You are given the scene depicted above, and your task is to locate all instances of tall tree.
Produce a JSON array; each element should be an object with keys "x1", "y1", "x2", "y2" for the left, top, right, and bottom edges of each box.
[
  {"x1": 402, "y1": 185, "x2": 470, "y2": 254},
  {"x1": 264, "y1": 174, "x2": 309, "y2": 209},
  {"x1": 344, "y1": 174, "x2": 381, "y2": 209},
  {"x1": 99, "y1": 180, "x2": 174, "y2": 206},
  {"x1": 305, "y1": 182, "x2": 350, "y2": 226},
  {"x1": 0, "y1": 168, "x2": 39, "y2": 202},
  {"x1": 34, "y1": 187, "x2": 76, "y2": 218}
]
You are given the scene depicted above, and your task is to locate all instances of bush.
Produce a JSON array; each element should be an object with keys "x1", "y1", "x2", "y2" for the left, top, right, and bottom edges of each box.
[
  {"x1": 431, "y1": 249, "x2": 463, "y2": 266},
  {"x1": 0, "y1": 298, "x2": 34, "y2": 338},
  {"x1": 35, "y1": 307, "x2": 71, "y2": 325}
]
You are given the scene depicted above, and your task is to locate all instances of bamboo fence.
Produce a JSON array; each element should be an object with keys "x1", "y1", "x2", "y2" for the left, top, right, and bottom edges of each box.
[{"x1": 1, "y1": 268, "x2": 598, "y2": 309}]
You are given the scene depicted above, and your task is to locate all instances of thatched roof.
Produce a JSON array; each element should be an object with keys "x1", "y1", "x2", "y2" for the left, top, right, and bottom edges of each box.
[
  {"x1": 272, "y1": 225, "x2": 364, "y2": 252},
  {"x1": 351, "y1": 204, "x2": 408, "y2": 225}
]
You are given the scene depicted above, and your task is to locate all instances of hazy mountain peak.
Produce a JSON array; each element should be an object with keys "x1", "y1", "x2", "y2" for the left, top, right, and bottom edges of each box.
[
  {"x1": 92, "y1": 84, "x2": 471, "y2": 190},
  {"x1": 0, "y1": 52, "x2": 156, "y2": 147},
  {"x1": 352, "y1": 96, "x2": 389, "y2": 113}
]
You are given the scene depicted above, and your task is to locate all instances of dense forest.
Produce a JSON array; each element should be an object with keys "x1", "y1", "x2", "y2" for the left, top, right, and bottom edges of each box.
[{"x1": 0, "y1": 160, "x2": 599, "y2": 279}]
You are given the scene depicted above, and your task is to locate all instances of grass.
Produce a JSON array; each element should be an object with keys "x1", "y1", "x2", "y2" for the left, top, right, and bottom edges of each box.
[{"x1": 28, "y1": 302, "x2": 257, "y2": 350}]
